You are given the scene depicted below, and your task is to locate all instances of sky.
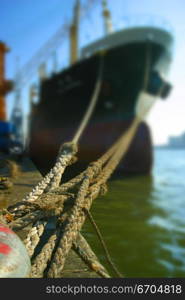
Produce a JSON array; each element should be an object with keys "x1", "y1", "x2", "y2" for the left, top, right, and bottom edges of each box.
[{"x1": 1, "y1": 0, "x2": 185, "y2": 145}]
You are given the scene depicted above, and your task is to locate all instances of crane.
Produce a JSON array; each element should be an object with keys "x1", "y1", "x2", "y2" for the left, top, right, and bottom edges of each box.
[{"x1": 0, "y1": 42, "x2": 15, "y2": 154}]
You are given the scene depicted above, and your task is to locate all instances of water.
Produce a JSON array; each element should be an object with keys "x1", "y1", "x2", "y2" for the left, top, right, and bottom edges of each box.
[{"x1": 82, "y1": 149, "x2": 185, "y2": 277}]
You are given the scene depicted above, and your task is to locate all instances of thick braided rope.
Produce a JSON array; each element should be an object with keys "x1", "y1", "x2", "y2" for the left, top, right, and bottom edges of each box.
[
  {"x1": 53, "y1": 171, "x2": 85, "y2": 193},
  {"x1": 47, "y1": 169, "x2": 93, "y2": 277},
  {"x1": 7, "y1": 202, "x2": 37, "y2": 218},
  {"x1": 9, "y1": 210, "x2": 47, "y2": 232},
  {"x1": 45, "y1": 127, "x2": 138, "y2": 277},
  {"x1": 24, "y1": 221, "x2": 47, "y2": 257},
  {"x1": 5, "y1": 118, "x2": 140, "y2": 276},
  {"x1": 1, "y1": 119, "x2": 140, "y2": 278},
  {"x1": 46, "y1": 143, "x2": 78, "y2": 191},
  {"x1": 30, "y1": 213, "x2": 69, "y2": 277},
  {"x1": 21, "y1": 143, "x2": 77, "y2": 203},
  {"x1": 86, "y1": 120, "x2": 140, "y2": 203},
  {"x1": 73, "y1": 233, "x2": 110, "y2": 278},
  {"x1": 8, "y1": 192, "x2": 67, "y2": 222},
  {"x1": 30, "y1": 233, "x2": 58, "y2": 278},
  {"x1": 47, "y1": 118, "x2": 141, "y2": 277},
  {"x1": 93, "y1": 118, "x2": 140, "y2": 186}
]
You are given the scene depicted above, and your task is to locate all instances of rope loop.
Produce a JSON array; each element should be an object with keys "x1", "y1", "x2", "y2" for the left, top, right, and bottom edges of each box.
[{"x1": 57, "y1": 142, "x2": 78, "y2": 157}]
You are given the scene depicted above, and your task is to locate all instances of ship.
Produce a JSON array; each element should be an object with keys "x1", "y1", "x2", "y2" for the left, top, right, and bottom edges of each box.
[{"x1": 28, "y1": 0, "x2": 174, "y2": 179}]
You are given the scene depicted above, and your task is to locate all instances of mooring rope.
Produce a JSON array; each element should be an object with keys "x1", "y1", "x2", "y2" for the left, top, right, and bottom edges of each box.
[
  {"x1": 0, "y1": 46, "x2": 161, "y2": 278},
  {"x1": 0, "y1": 107, "x2": 150, "y2": 278},
  {"x1": 20, "y1": 54, "x2": 104, "y2": 197},
  {"x1": 84, "y1": 208, "x2": 123, "y2": 278},
  {"x1": 24, "y1": 220, "x2": 47, "y2": 257},
  {"x1": 72, "y1": 55, "x2": 104, "y2": 144},
  {"x1": 72, "y1": 233, "x2": 110, "y2": 278},
  {"x1": 21, "y1": 142, "x2": 78, "y2": 203},
  {"x1": 30, "y1": 231, "x2": 58, "y2": 278}
]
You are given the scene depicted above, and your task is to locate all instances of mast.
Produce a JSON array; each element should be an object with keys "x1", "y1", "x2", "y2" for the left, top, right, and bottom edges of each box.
[
  {"x1": 70, "y1": 0, "x2": 80, "y2": 64},
  {"x1": 38, "y1": 62, "x2": 47, "y2": 80},
  {"x1": 102, "y1": 0, "x2": 113, "y2": 35}
]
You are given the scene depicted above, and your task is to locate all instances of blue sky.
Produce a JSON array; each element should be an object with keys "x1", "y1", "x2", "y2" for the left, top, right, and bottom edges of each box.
[{"x1": 1, "y1": 0, "x2": 185, "y2": 144}]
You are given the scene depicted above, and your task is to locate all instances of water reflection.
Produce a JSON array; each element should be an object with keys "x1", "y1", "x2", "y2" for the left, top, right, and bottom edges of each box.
[
  {"x1": 148, "y1": 149, "x2": 185, "y2": 277},
  {"x1": 83, "y1": 149, "x2": 185, "y2": 277}
]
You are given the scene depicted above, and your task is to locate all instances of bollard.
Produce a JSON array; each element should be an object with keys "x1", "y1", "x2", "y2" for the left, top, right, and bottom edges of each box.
[{"x1": 0, "y1": 223, "x2": 31, "y2": 278}]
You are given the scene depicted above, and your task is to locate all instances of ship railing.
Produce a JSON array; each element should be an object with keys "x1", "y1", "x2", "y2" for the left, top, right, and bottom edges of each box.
[
  {"x1": 80, "y1": 14, "x2": 174, "y2": 59},
  {"x1": 114, "y1": 14, "x2": 174, "y2": 35}
]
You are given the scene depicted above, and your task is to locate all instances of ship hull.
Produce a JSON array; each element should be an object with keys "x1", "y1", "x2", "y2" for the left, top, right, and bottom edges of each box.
[
  {"x1": 28, "y1": 37, "x2": 171, "y2": 179},
  {"x1": 28, "y1": 120, "x2": 152, "y2": 179}
]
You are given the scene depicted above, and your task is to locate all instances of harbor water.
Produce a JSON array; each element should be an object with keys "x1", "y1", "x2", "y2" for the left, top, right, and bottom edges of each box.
[{"x1": 83, "y1": 148, "x2": 185, "y2": 277}]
